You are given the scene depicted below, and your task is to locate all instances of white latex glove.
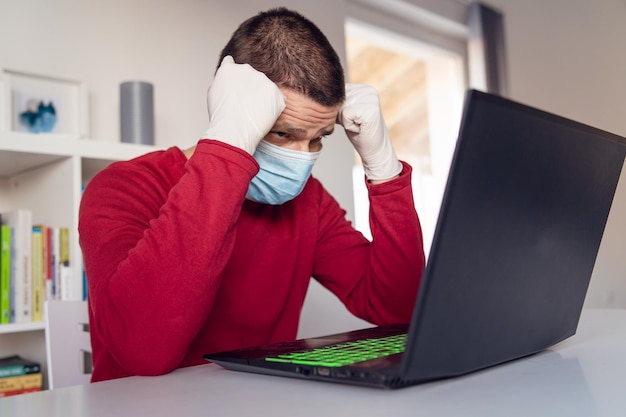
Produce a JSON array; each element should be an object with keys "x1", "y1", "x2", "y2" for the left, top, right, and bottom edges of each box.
[
  {"x1": 337, "y1": 83, "x2": 402, "y2": 181},
  {"x1": 202, "y1": 56, "x2": 286, "y2": 155}
]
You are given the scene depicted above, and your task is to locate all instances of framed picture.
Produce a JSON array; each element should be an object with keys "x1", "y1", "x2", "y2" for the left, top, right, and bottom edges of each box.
[{"x1": 1, "y1": 68, "x2": 89, "y2": 137}]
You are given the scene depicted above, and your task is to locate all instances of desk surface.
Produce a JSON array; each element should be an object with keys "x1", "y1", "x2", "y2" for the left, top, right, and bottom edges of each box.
[{"x1": 2, "y1": 309, "x2": 625, "y2": 417}]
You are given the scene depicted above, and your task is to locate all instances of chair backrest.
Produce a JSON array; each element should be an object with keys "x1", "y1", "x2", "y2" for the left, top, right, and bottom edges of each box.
[{"x1": 44, "y1": 300, "x2": 92, "y2": 389}]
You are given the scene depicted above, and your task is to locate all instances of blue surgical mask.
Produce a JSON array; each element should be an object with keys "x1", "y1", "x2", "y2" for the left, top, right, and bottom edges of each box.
[{"x1": 246, "y1": 141, "x2": 320, "y2": 205}]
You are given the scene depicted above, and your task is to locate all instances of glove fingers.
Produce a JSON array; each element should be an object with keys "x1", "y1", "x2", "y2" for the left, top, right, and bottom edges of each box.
[
  {"x1": 204, "y1": 56, "x2": 285, "y2": 154},
  {"x1": 339, "y1": 83, "x2": 402, "y2": 180},
  {"x1": 221, "y1": 55, "x2": 235, "y2": 65}
]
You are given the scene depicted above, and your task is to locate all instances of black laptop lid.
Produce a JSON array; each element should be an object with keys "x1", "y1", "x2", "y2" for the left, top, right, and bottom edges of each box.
[{"x1": 402, "y1": 90, "x2": 626, "y2": 380}]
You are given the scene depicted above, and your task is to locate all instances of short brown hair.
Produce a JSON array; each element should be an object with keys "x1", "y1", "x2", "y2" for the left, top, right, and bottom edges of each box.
[{"x1": 219, "y1": 7, "x2": 345, "y2": 107}]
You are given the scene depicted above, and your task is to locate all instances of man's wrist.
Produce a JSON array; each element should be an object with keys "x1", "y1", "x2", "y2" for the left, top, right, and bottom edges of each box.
[
  {"x1": 368, "y1": 175, "x2": 400, "y2": 185},
  {"x1": 363, "y1": 158, "x2": 403, "y2": 182}
]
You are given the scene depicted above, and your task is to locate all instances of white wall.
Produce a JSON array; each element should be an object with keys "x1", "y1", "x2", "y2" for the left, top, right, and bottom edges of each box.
[
  {"x1": 492, "y1": 0, "x2": 626, "y2": 138},
  {"x1": 487, "y1": 0, "x2": 626, "y2": 308},
  {"x1": 1, "y1": 0, "x2": 624, "y2": 339}
]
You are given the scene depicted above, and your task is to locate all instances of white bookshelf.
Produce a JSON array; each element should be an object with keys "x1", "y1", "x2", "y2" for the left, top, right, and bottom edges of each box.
[
  {"x1": 0, "y1": 131, "x2": 156, "y2": 383},
  {"x1": 0, "y1": 321, "x2": 45, "y2": 334}
]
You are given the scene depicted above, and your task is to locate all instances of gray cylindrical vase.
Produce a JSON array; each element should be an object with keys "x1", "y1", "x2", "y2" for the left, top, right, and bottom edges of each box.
[{"x1": 120, "y1": 81, "x2": 154, "y2": 145}]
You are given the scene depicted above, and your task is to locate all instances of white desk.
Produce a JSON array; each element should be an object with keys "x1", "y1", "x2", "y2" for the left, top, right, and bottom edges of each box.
[{"x1": 1, "y1": 309, "x2": 625, "y2": 417}]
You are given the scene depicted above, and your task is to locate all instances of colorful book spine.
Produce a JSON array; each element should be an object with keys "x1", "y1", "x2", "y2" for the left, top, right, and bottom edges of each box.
[
  {"x1": 0, "y1": 355, "x2": 42, "y2": 397},
  {"x1": 9, "y1": 227, "x2": 16, "y2": 322},
  {"x1": 52, "y1": 227, "x2": 60, "y2": 300},
  {"x1": 2, "y1": 210, "x2": 32, "y2": 323},
  {"x1": 59, "y1": 227, "x2": 73, "y2": 300},
  {"x1": 0, "y1": 225, "x2": 12, "y2": 324},
  {"x1": 0, "y1": 356, "x2": 41, "y2": 378},
  {"x1": 0, "y1": 387, "x2": 41, "y2": 397},
  {"x1": 44, "y1": 226, "x2": 53, "y2": 301},
  {"x1": 0, "y1": 211, "x2": 72, "y2": 312},
  {"x1": 31, "y1": 226, "x2": 44, "y2": 322},
  {"x1": 0, "y1": 373, "x2": 42, "y2": 392}
]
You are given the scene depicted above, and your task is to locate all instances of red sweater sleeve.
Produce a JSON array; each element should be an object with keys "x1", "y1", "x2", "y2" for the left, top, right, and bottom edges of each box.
[
  {"x1": 79, "y1": 140, "x2": 258, "y2": 376},
  {"x1": 312, "y1": 162, "x2": 425, "y2": 325}
]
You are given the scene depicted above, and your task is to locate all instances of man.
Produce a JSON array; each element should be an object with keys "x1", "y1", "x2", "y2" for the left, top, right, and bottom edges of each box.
[{"x1": 79, "y1": 7, "x2": 425, "y2": 382}]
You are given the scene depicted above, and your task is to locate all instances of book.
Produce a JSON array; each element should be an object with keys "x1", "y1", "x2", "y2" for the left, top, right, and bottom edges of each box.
[
  {"x1": 9, "y1": 227, "x2": 16, "y2": 322},
  {"x1": 0, "y1": 373, "x2": 42, "y2": 392},
  {"x1": 2, "y1": 210, "x2": 32, "y2": 323},
  {"x1": 31, "y1": 226, "x2": 44, "y2": 322},
  {"x1": 0, "y1": 355, "x2": 41, "y2": 378},
  {"x1": 59, "y1": 227, "x2": 72, "y2": 300},
  {"x1": 51, "y1": 227, "x2": 60, "y2": 300},
  {"x1": 44, "y1": 226, "x2": 53, "y2": 301},
  {"x1": 0, "y1": 386, "x2": 41, "y2": 397},
  {"x1": 1, "y1": 225, "x2": 12, "y2": 324}
]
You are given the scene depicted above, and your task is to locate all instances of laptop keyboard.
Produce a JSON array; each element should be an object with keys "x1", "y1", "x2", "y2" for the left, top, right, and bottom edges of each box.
[{"x1": 265, "y1": 333, "x2": 407, "y2": 367}]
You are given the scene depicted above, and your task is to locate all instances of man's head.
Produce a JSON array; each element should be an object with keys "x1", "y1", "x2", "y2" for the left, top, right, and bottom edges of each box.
[
  {"x1": 219, "y1": 7, "x2": 345, "y2": 108},
  {"x1": 208, "y1": 7, "x2": 346, "y2": 205}
]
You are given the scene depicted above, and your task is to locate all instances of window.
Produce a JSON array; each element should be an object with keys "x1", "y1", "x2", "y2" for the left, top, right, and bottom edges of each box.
[{"x1": 346, "y1": 19, "x2": 466, "y2": 255}]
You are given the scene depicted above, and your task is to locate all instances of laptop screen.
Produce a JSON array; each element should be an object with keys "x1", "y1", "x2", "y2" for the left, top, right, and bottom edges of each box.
[{"x1": 403, "y1": 90, "x2": 626, "y2": 380}]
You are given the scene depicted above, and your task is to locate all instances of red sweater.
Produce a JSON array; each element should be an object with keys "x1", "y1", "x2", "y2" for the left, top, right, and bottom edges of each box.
[{"x1": 79, "y1": 139, "x2": 425, "y2": 382}]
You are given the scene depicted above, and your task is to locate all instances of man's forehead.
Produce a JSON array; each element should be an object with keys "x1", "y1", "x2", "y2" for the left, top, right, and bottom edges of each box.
[{"x1": 279, "y1": 88, "x2": 340, "y2": 127}]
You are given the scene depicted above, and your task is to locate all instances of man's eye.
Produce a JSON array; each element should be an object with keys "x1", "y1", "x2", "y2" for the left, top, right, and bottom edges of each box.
[{"x1": 272, "y1": 131, "x2": 287, "y2": 138}]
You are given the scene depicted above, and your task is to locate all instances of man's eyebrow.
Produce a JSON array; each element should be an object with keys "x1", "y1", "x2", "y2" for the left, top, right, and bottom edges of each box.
[
  {"x1": 277, "y1": 123, "x2": 334, "y2": 136},
  {"x1": 282, "y1": 124, "x2": 307, "y2": 135},
  {"x1": 320, "y1": 126, "x2": 334, "y2": 136}
]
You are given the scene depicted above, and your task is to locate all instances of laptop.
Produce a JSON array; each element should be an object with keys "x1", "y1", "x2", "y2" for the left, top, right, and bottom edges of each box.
[{"x1": 204, "y1": 90, "x2": 626, "y2": 389}]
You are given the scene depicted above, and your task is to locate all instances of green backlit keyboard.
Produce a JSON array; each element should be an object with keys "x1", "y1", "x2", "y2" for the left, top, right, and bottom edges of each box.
[{"x1": 265, "y1": 333, "x2": 407, "y2": 367}]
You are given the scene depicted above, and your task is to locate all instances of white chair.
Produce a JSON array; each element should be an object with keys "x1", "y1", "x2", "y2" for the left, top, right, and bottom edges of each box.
[{"x1": 44, "y1": 300, "x2": 93, "y2": 389}]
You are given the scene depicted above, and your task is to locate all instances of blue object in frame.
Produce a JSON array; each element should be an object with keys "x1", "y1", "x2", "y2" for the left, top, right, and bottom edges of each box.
[{"x1": 19, "y1": 99, "x2": 58, "y2": 133}]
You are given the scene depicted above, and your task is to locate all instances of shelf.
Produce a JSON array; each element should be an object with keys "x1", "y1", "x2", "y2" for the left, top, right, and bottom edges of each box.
[
  {"x1": 0, "y1": 132, "x2": 157, "y2": 178},
  {"x1": 0, "y1": 149, "x2": 67, "y2": 179},
  {"x1": 0, "y1": 322, "x2": 45, "y2": 335},
  {"x1": 0, "y1": 130, "x2": 156, "y2": 376}
]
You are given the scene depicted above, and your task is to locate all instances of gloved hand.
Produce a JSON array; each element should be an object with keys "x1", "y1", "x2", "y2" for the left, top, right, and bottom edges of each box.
[
  {"x1": 202, "y1": 56, "x2": 286, "y2": 155},
  {"x1": 337, "y1": 83, "x2": 402, "y2": 181}
]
